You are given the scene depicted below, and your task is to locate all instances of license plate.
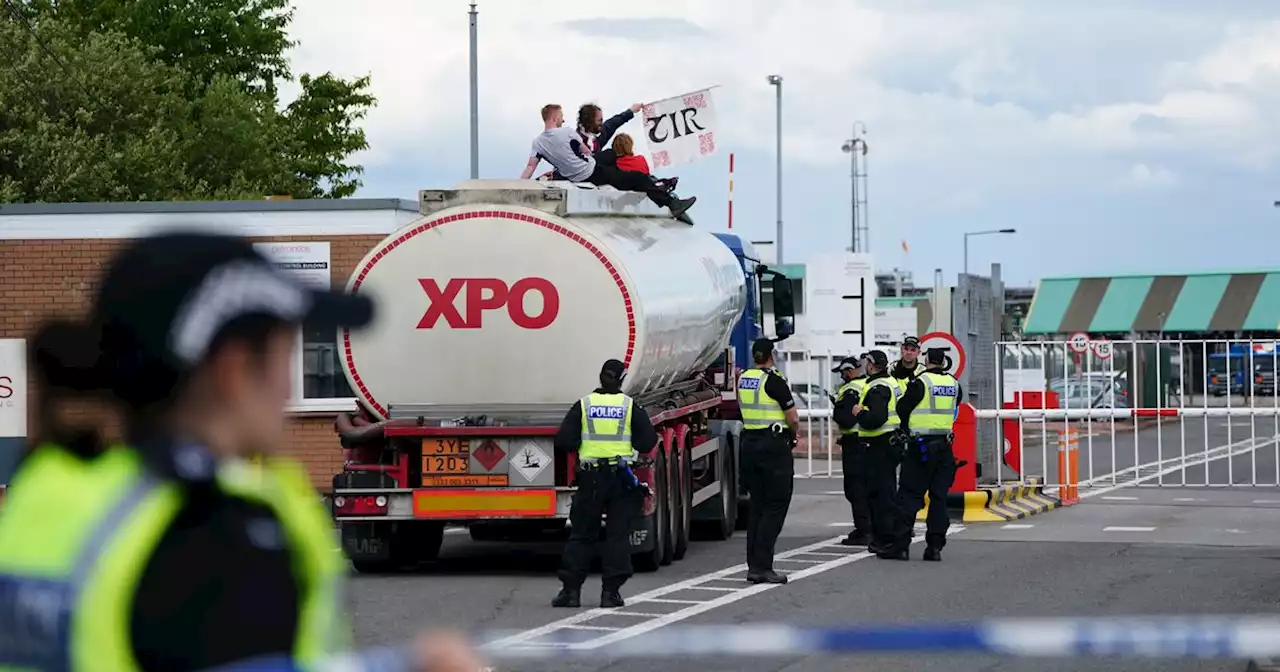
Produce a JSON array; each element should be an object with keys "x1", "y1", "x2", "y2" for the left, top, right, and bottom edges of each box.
[{"x1": 422, "y1": 475, "x2": 509, "y2": 487}]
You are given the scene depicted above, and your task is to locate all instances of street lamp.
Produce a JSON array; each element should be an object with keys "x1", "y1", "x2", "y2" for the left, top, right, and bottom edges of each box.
[
  {"x1": 468, "y1": 2, "x2": 480, "y2": 179},
  {"x1": 963, "y1": 228, "x2": 1016, "y2": 277},
  {"x1": 767, "y1": 74, "x2": 783, "y2": 263},
  {"x1": 841, "y1": 122, "x2": 868, "y2": 253}
]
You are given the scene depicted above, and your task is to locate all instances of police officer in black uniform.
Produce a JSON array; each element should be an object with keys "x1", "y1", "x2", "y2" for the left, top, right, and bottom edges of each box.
[
  {"x1": 879, "y1": 347, "x2": 964, "y2": 562},
  {"x1": 737, "y1": 338, "x2": 800, "y2": 584},
  {"x1": 830, "y1": 355, "x2": 871, "y2": 546},
  {"x1": 850, "y1": 350, "x2": 906, "y2": 555},
  {"x1": 551, "y1": 359, "x2": 658, "y2": 609}
]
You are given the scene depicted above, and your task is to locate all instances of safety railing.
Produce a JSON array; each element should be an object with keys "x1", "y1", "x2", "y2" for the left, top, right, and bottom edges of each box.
[
  {"x1": 992, "y1": 338, "x2": 1280, "y2": 489},
  {"x1": 776, "y1": 350, "x2": 841, "y2": 478}
]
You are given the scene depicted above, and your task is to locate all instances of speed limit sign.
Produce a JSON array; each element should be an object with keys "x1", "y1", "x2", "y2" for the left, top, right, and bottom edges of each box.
[
  {"x1": 1067, "y1": 332, "x2": 1090, "y2": 354},
  {"x1": 1091, "y1": 339, "x2": 1113, "y2": 360}
]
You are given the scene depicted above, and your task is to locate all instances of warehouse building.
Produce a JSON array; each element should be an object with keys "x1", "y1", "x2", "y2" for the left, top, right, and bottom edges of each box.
[{"x1": 0, "y1": 199, "x2": 421, "y2": 489}]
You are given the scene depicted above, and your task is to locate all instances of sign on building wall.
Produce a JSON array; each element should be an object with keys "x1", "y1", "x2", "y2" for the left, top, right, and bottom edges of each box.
[
  {"x1": 253, "y1": 242, "x2": 332, "y2": 288},
  {"x1": 804, "y1": 253, "x2": 877, "y2": 355},
  {"x1": 875, "y1": 307, "x2": 917, "y2": 344},
  {"x1": 0, "y1": 339, "x2": 27, "y2": 485}
]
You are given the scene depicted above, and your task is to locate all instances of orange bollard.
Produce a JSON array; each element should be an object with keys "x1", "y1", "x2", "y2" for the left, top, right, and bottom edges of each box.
[{"x1": 1056, "y1": 428, "x2": 1080, "y2": 505}]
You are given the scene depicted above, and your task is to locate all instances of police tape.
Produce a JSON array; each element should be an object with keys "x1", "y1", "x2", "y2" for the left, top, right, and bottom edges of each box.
[{"x1": 210, "y1": 616, "x2": 1280, "y2": 670}]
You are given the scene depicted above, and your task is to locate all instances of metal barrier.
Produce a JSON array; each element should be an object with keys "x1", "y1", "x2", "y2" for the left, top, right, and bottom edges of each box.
[
  {"x1": 994, "y1": 338, "x2": 1280, "y2": 489},
  {"x1": 776, "y1": 350, "x2": 841, "y2": 478}
]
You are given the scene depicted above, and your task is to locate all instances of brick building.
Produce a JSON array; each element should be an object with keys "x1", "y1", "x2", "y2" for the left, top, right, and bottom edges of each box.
[{"x1": 0, "y1": 199, "x2": 422, "y2": 491}]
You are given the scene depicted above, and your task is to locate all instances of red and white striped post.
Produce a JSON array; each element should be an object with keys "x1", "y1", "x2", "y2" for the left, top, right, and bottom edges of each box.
[{"x1": 727, "y1": 153, "x2": 734, "y2": 230}]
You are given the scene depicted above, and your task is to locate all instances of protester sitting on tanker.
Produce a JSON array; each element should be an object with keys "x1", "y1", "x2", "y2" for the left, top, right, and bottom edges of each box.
[
  {"x1": 602, "y1": 134, "x2": 689, "y2": 223},
  {"x1": 520, "y1": 103, "x2": 696, "y2": 220}
]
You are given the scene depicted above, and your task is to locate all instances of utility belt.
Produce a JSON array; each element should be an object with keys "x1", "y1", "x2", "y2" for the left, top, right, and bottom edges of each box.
[
  {"x1": 743, "y1": 423, "x2": 793, "y2": 437},
  {"x1": 578, "y1": 456, "x2": 630, "y2": 471}
]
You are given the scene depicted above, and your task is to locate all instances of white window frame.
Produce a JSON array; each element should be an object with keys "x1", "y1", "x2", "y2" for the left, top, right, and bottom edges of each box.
[{"x1": 286, "y1": 329, "x2": 358, "y2": 414}]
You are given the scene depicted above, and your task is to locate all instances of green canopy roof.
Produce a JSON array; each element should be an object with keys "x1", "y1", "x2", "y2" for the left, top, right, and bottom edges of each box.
[{"x1": 1024, "y1": 271, "x2": 1280, "y2": 334}]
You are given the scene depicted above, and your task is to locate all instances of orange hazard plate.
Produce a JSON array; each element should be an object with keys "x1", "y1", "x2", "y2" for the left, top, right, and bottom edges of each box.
[{"x1": 413, "y1": 489, "x2": 556, "y2": 519}]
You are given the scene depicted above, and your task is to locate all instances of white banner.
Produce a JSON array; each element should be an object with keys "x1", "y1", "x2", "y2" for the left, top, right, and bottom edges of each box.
[{"x1": 641, "y1": 88, "x2": 719, "y2": 169}]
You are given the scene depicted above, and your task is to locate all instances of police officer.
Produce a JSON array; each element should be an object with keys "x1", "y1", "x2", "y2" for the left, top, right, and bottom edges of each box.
[
  {"x1": 0, "y1": 232, "x2": 481, "y2": 671},
  {"x1": 552, "y1": 359, "x2": 658, "y2": 609},
  {"x1": 830, "y1": 355, "x2": 870, "y2": 546},
  {"x1": 851, "y1": 350, "x2": 906, "y2": 554},
  {"x1": 737, "y1": 338, "x2": 800, "y2": 584},
  {"x1": 891, "y1": 336, "x2": 926, "y2": 383},
  {"x1": 879, "y1": 347, "x2": 964, "y2": 562}
]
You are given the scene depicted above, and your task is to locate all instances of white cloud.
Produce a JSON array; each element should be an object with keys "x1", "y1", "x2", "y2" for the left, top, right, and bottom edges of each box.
[
  {"x1": 1115, "y1": 163, "x2": 1179, "y2": 190},
  {"x1": 281, "y1": 1, "x2": 1280, "y2": 193}
]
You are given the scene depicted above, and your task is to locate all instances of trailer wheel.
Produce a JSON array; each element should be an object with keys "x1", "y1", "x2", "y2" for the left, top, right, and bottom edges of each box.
[
  {"x1": 695, "y1": 433, "x2": 738, "y2": 541},
  {"x1": 634, "y1": 449, "x2": 671, "y2": 572}
]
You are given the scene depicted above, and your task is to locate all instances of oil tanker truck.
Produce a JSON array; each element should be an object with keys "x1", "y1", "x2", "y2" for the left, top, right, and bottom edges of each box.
[{"x1": 331, "y1": 180, "x2": 797, "y2": 573}]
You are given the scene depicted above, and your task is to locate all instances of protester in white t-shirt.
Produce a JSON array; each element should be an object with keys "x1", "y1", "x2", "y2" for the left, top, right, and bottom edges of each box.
[{"x1": 520, "y1": 104, "x2": 695, "y2": 221}]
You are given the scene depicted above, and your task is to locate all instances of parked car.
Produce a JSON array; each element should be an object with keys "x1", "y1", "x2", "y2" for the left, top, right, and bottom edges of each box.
[{"x1": 1047, "y1": 376, "x2": 1129, "y2": 410}]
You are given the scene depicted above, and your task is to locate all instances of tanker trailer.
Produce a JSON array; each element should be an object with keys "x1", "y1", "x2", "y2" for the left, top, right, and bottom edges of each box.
[{"x1": 331, "y1": 180, "x2": 796, "y2": 574}]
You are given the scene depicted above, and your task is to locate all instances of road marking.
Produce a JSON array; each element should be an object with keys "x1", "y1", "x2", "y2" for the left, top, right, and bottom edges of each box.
[
  {"x1": 1001, "y1": 524, "x2": 1035, "y2": 530},
  {"x1": 1253, "y1": 499, "x2": 1280, "y2": 504},
  {"x1": 1100, "y1": 496, "x2": 1138, "y2": 501},
  {"x1": 1173, "y1": 498, "x2": 1206, "y2": 502},
  {"x1": 1074, "y1": 435, "x2": 1279, "y2": 499},
  {"x1": 1103, "y1": 526, "x2": 1156, "y2": 532},
  {"x1": 484, "y1": 528, "x2": 964, "y2": 652},
  {"x1": 1226, "y1": 529, "x2": 1249, "y2": 534}
]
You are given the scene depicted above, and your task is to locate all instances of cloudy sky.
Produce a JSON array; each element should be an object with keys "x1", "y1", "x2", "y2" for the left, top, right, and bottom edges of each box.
[{"x1": 285, "y1": 1, "x2": 1280, "y2": 287}]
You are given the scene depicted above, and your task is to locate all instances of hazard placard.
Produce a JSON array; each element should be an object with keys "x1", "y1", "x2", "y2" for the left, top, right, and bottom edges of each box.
[{"x1": 918, "y1": 331, "x2": 966, "y2": 379}]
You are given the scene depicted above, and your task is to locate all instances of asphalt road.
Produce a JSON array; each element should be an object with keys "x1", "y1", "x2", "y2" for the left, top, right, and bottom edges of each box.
[{"x1": 346, "y1": 472, "x2": 1280, "y2": 672}]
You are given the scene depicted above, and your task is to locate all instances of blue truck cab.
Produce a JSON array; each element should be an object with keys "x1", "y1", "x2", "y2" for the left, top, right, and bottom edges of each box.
[{"x1": 711, "y1": 233, "x2": 796, "y2": 369}]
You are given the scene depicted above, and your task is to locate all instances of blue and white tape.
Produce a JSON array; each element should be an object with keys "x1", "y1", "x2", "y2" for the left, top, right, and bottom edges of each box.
[{"x1": 210, "y1": 616, "x2": 1280, "y2": 671}]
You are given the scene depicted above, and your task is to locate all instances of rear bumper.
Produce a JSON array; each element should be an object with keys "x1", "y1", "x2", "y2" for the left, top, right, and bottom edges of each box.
[{"x1": 333, "y1": 487, "x2": 574, "y2": 522}]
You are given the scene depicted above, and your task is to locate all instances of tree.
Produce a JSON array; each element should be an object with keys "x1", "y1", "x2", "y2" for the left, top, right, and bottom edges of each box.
[{"x1": 0, "y1": 0, "x2": 376, "y2": 202}]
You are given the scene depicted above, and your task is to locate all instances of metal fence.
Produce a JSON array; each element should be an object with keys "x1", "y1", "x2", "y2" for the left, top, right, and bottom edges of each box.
[
  {"x1": 990, "y1": 338, "x2": 1280, "y2": 490},
  {"x1": 785, "y1": 340, "x2": 1280, "y2": 487}
]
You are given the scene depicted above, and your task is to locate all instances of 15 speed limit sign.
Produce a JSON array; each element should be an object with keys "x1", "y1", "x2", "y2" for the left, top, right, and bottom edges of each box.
[
  {"x1": 1091, "y1": 339, "x2": 1113, "y2": 360},
  {"x1": 1067, "y1": 332, "x2": 1090, "y2": 354}
]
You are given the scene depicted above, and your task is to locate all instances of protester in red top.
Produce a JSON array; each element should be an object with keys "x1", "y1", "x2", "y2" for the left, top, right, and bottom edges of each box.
[
  {"x1": 609, "y1": 134, "x2": 687, "y2": 224},
  {"x1": 612, "y1": 134, "x2": 651, "y2": 174}
]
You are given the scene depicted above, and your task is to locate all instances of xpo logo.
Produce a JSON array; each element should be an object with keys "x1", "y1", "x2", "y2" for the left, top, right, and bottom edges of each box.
[{"x1": 417, "y1": 277, "x2": 560, "y2": 329}]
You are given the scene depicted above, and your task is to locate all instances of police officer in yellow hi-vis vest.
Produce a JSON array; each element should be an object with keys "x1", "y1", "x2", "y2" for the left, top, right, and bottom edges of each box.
[
  {"x1": 0, "y1": 232, "x2": 481, "y2": 672},
  {"x1": 848, "y1": 350, "x2": 906, "y2": 556},
  {"x1": 737, "y1": 338, "x2": 800, "y2": 584},
  {"x1": 830, "y1": 355, "x2": 870, "y2": 547},
  {"x1": 552, "y1": 359, "x2": 658, "y2": 609},
  {"x1": 880, "y1": 347, "x2": 964, "y2": 563}
]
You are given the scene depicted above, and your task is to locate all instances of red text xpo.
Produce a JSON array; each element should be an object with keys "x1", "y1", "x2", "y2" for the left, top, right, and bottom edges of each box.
[{"x1": 417, "y1": 278, "x2": 560, "y2": 329}]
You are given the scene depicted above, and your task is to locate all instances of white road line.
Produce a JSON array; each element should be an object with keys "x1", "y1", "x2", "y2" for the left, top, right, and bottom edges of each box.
[
  {"x1": 1253, "y1": 499, "x2": 1280, "y2": 504},
  {"x1": 1077, "y1": 435, "x2": 1279, "y2": 499},
  {"x1": 1103, "y1": 526, "x2": 1156, "y2": 532},
  {"x1": 1001, "y1": 524, "x2": 1035, "y2": 530},
  {"x1": 1173, "y1": 498, "x2": 1206, "y2": 502},
  {"x1": 1100, "y1": 496, "x2": 1139, "y2": 501},
  {"x1": 561, "y1": 624, "x2": 620, "y2": 631},
  {"x1": 1226, "y1": 529, "x2": 1249, "y2": 534},
  {"x1": 484, "y1": 528, "x2": 964, "y2": 652}
]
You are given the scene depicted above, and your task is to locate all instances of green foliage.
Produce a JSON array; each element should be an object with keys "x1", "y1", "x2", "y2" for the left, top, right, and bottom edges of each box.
[{"x1": 0, "y1": 0, "x2": 376, "y2": 203}]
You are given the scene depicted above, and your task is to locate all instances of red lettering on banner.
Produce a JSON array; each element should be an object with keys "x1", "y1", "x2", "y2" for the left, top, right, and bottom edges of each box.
[
  {"x1": 651, "y1": 150, "x2": 671, "y2": 168},
  {"x1": 682, "y1": 93, "x2": 707, "y2": 109},
  {"x1": 698, "y1": 131, "x2": 716, "y2": 155},
  {"x1": 417, "y1": 278, "x2": 560, "y2": 329}
]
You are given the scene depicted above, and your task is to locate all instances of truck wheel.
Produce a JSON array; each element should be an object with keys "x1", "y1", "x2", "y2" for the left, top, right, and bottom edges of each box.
[
  {"x1": 695, "y1": 434, "x2": 738, "y2": 541},
  {"x1": 673, "y1": 447, "x2": 693, "y2": 560},
  {"x1": 634, "y1": 449, "x2": 671, "y2": 572}
]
